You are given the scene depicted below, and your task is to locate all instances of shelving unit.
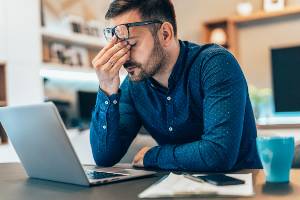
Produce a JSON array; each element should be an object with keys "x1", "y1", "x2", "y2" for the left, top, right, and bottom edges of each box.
[
  {"x1": 40, "y1": 62, "x2": 128, "y2": 83},
  {"x1": 0, "y1": 61, "x2": 7, "y2": 144},
  {"x1": 41, "y1": 28, "x2": 106, "y2": 49},
  {"x1": 40, "y1": 62, "x2": 98, "y2": 82},
  {"x1": 40, "y1": 0, "x2": 107, "y2": 82},
  {"x1": 0, "y1": 61, "x2": 7, "y2": 107},
  {"x1": 230, "y1": 6, "x2": 300, "y2": 23},
  {"x1": 41, "y1": 28, "x2": 105, "y2": 70},
  {"x1": 42, "y1": 62, "x2": 94, "y2": 73},
  {"x1": 40, "y1": 31, "x2": 104, "y2": 82},
  {"x1": 38, "y1": 0, "x2": 128, "y2": 129},
  {"x1": 202, "y1": 6, "x2": 300, "y2": 59}
]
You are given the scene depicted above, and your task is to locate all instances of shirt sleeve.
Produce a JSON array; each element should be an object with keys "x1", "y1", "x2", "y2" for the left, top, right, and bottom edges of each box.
[
  {"x1": 90, "y1": 77, "x2": 142, "y2": 167},
  {"x1": 143, "y1": 52, "x2": 248, "y2": 171}
]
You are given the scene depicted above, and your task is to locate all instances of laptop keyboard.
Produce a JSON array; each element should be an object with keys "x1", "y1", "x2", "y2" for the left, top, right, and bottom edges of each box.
[{"x1": 86, "y1": 171, "x2": 126, "y2": 180}]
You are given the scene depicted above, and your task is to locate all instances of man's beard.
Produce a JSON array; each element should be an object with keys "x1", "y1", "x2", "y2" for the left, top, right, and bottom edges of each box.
[{"x1": 124, "y1": 36, "x2": 168, "y2": 82}]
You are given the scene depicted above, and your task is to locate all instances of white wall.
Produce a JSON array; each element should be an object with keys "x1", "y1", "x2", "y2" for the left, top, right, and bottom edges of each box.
[
  {"x1": 172, "y1": 0, "x2": 300, "y2": 88},
  {"x1": 239, "y1": 17, "x2": 300, "y2": 88},
  {"x1": 3, "y1": 0, "x2": 44, "y2": 105},
  {"x1": 0, "y1": 0, "x2": 7, "y2": 60}
]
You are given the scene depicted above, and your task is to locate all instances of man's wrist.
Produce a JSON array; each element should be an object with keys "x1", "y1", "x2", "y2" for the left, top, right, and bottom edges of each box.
[
  {"x1": 95, "y1": 88, "x2": 121, "y2": 113},
  {"x1": 143, "y1": 146, "x2": 160, "y2": 168},
  {"x1": 99, "y1": 86, "x2": 119, "y2": 96}
]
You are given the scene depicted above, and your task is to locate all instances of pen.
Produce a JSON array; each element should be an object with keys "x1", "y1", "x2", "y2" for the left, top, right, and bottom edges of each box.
[{"x1": 183, "y1": 174, "x2": 205, "y2": 183}]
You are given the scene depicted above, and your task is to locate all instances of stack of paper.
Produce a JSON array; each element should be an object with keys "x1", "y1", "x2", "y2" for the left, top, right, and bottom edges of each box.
[{"x1": 138, "y1": 173, "x2": 254, "y2": 198}]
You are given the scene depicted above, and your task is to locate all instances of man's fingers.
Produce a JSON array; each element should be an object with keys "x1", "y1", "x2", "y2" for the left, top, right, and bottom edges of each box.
[
  {"x1": 109, "y1": 51, "x2": 130, "y2": 75},
  {"x1": 92, "y1": 36, "x2": 117, "y2": 65},
  {"x1": 93, "y1": 44, "x2": 129, "y2": 70},
  {"x1": 101, "y1": 45, "x2": 130, "y2": 71},
  {"x1": 108, "y1": 44, "x2": 130, "y2": 67},
  {"x1": 104, "y1": 36, "x2": 118, "y2": 50},
  {"x1": 133, "y1": 154, "x2": 139, "y2": 163},
  {"x1": 95, "y1": 51, "x2": 129, "y2": 80},
  {"x1": 93, "y1": 41, "x2": 124, "y2": 67},
  {"x1": 111, "y1": 52, "x2": 130, "y2": 74},
  {"x1": 99, "y1": 41, "x2": 128, "y2": 66},
  {"x1": 133, "y1": 150, "x2": 143, "y2": 163}
]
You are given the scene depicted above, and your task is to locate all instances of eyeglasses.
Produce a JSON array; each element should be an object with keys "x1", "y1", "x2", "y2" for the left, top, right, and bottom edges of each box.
[{"x1": 103, "y1": 20, "x2": 163, "y2": 41}]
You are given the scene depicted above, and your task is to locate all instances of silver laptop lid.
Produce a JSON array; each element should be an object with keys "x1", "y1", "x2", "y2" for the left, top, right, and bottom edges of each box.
[{"x1": 0, "y1": 102, "x2": 90, "y2": 186}]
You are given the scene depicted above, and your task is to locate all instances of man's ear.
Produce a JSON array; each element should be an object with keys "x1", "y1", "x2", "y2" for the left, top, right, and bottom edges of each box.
[{"x1": 158, "y1": 22, "x2": 174, "y2": 47}]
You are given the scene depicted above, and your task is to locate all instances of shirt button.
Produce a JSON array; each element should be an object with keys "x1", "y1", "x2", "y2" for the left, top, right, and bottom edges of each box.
[
  {"x1": 167, "y1": 96, "x2": 172, "y2": 101},
  {"x1": 104, "y1": 101, "x2": 109, "y2": 105},
  {"x1": 113, "y1": 100, "x2": 118, "y2": 105},
  {"x1": 102, "y1": 125, "x2": 107, "y2": 129},
  {"x1": 168, "y1": 127, "x2": 173, "y2": 132}
]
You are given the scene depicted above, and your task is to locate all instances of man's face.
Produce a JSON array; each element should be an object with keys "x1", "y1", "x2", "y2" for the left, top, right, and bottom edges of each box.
[{"x1": 110, "y1": 10, "x2": 167, "y2": 81}]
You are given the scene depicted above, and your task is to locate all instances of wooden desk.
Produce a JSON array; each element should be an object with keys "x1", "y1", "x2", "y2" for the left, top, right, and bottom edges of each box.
[{"x1": 0, "y1": 163, "x2": 299, "y2": 200}]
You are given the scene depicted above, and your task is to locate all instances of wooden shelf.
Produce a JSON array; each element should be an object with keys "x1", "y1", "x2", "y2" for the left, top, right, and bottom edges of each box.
[
  {"x1": 203, "y1": 18, "x2": 228, "y2": 26},
  {"x1": 40, "y1": 62, "x2": 128, "y2": 83},
  {"x1": 202, "y1": 6, "x2": 300, "y2": 59},
  {"x1": 231, "y1": 6, "x2": 300, "y2": 23},
  {"x1": 41, "y1": 28, "x2": 106, "y2": 49},
  {"x1": 42, "y1": 63, "x2": 95, "y2": 74},
  {"x1": 40, "y1": 62, "x2": 98, "y2": 83},
  {"x1": 203, "y1": 6, "x2": 300, "y2": 25},
  {"x1": 0, "y1": 62, "x2": 7, "y2": 108},
  {"x1": 42, "y1": 62, "x2": 94, "y2": 73}
]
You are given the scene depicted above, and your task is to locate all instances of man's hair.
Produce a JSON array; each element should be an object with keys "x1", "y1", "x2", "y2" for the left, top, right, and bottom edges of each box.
[{"x1": 105, "y1": 0, "x2": 177, "y2": 37}]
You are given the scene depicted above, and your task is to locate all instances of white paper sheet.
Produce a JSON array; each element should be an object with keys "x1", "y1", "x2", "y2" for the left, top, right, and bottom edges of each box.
[{"x1": 138, "y1": 173, "x2": 254, "y2": 198}]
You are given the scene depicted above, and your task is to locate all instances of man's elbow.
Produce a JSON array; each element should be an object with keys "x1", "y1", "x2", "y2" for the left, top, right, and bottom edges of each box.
[
  {"x1": 217, "y1": 158, "x2": 235, "y2": 171},
  {"x1": 93, "y1": 154, "x2": 119, "y2": 167},
  {"x1": 91, "y1": 147, "x2": 121, "y2": 167},
  {"x1": 204, "y1": 154, "x2": 236, "y2": 172}
]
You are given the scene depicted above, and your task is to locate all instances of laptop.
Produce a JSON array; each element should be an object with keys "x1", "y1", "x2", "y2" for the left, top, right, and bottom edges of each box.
[{"x1": 0, "y1": 102, "x2": 155, "y2": 186}]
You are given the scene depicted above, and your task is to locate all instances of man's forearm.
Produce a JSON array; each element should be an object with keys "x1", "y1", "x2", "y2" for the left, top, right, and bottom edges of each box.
[
  {"x1": 143, "y1": 138, "x2": 240, "y2": 171},
  {"x1": 90, "y1": 86, "x2": 141, "y2": 167},
  {"x1": 90, "y1": 91, "x2": 124, "y2": 167}
]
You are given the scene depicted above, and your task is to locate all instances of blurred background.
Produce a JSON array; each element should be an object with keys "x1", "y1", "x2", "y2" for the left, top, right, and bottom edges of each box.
[{"x1": 1, "y1": 0, "x2": 300, "y2": 164}]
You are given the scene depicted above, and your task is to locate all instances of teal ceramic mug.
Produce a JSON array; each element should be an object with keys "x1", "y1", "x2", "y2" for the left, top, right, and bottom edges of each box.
[{"x1": 256, "y1": 136, "x2": 295, "y2": 183}]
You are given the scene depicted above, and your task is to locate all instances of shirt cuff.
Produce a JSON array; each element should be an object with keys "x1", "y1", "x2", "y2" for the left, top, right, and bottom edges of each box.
[
  {"x1": 95, "y1": 89, "x2": 121, "y2": 113},
  {"x1": 143, "y1": 146, "x2": 160, "y2": 168}
]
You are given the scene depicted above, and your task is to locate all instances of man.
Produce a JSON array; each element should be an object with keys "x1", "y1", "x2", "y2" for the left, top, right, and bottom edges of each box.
[{"x1": 90, "y1": 0, "x2": 261, "y2": 171}]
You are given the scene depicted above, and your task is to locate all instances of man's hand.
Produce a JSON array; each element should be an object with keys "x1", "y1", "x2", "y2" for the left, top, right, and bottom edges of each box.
[
  {"x1": 132, "y1": 147, "x2": 151, "y2": 168},
  {"x1": 92, "y1": 37, "x2": 131, "y2": 96}
]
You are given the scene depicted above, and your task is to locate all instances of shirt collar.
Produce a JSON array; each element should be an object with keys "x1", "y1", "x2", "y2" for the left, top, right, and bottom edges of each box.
[
  {"x1": 168, "y1": 40, "x2": 187, "y2": 89},
  {"x1": 147, "y1": 40, "x2": 187, "y2": 91}
]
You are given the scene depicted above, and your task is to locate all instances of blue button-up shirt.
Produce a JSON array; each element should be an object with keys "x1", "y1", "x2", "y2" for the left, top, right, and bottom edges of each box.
[{"x1": 90, "y1": 40, "x2": 261, "y2": 171}]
